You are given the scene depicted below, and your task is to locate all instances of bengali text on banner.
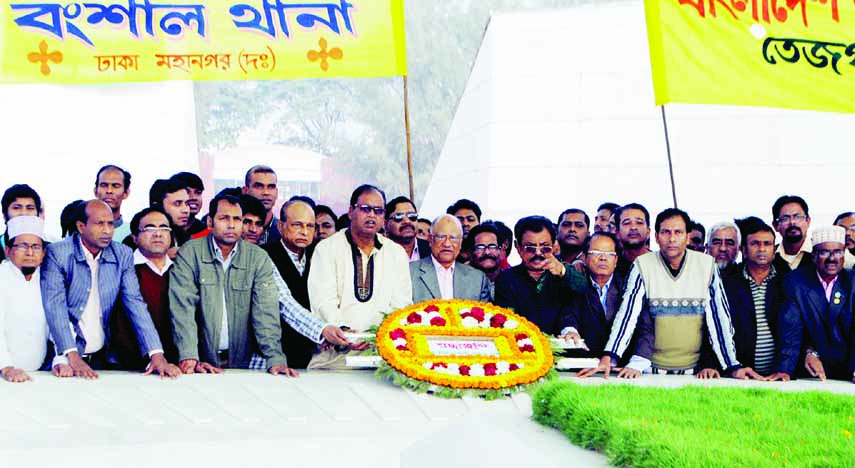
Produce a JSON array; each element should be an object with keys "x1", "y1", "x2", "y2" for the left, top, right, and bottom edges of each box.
[
  {"x1": 645, "y1": 0, "x2": 855, "y2": 113},
  {"x1": 0, "y1": 0, "x2": 407, "y2": 84}
]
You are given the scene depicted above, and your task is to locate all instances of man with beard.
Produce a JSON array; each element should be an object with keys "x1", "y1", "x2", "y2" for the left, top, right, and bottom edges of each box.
[
  {"x1": 0, "y1": 216, "x2": 52, "y2": 382},
  {"x1": 579, "y1": 208, "x2": 762, "y2": 381},
  {"x1": 467, "y1": 223, "x2": 503, "y2": 300},
  {"x1": 614, "y1": 203, "x2": 652, "y2": 278},
  {"x1": 706, "y1": 221, "x2": 741, "y2": 279},
  {"x1": 410, "y1": 215, "x2": 490, "y2": 303},
  {"x1": 556, "y1": 209, "x2": 589, "y2": 263},
  {"x1": 833, "y1": 212, "x2": 855, "y2": 268},
  {"x1": 687, "y1": 221, "x2": 705, "y2": 253},
  {"x1": 314, "y1": 205, "x2": 338, "y2": 242},
  {"x1": 170, "y1": 172, "x2": 207, "y2": 238},
  {"x1": 238, "y1": 194, "x2": 266, "y2": 245},
  {"x1": 771, "y1": 195, "x2": 813, "y2": 274},
  {"x1": 243, "y1": 165, "x2": 281, "y2": 245},
  {"x1": 308, "y1": 185, "x2": 411, "y2": 369},
  {"x1": 594, "y1": 203, "x2": 619, "y2": 233},
  {"x1": 769, "y1": 226, "x2": 855, "y2": 383},
  {"x1": 384, "y1": 196, "x2": 429, "y2": 262},
  {"x1": 494, "y1": 216, "x2": 586, "y2": 337},
  {"x1": 94, "y1": 165, "x2": 132, "y2": 242}
]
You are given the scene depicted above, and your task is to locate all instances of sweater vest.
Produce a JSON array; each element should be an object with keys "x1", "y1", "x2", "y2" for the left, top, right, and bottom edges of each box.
[{"x1": 635, "y1": 250, "x2": 715, "y2": 370}]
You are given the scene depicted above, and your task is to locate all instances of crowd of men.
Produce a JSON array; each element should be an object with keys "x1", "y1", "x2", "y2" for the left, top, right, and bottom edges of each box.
[{"x1": 0, "y1": 164, "x2": 853, "y2": 386}]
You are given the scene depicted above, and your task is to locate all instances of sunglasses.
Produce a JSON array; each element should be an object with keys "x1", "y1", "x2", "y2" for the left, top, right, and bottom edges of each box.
[
  {"x1": 522, "y1": 245, "x2": 553, "y2": 255},
  {"x1": 353, "y1": 204, "x2": 386, "y2": 216},
  {"x1": 390, "y1": 212, "x2": 419, "y2": 222}
]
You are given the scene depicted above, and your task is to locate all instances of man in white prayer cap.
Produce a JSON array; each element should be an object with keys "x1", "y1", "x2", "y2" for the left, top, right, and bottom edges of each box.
[
  {"x1": 769, "y1": 226, "x2": 855, "y2": 383},
  {"x1": 0, "y1": 216, "x2": 57, "y2": 382}
]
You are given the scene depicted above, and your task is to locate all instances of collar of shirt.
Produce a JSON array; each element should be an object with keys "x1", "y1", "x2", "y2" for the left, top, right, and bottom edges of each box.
[
  {"x1": 409, "y1": 242, "x2": 420, "y2": 262},
  {"x1": 590, "y1": 274, "x2": 613, "y2": 309},
  {"x1": 133, "y1": 249, "x2": 173, "y2": 276},
  {"x1": 816, "y1": 270, "x2": 839, "y2": 302},
  {"x1": 776, "y1": 241, "x2": 811, "y2": 266},
  {"x1": 742, "y1": 263, "x2": 777, "y2": 286},
  {"x1": 431, "y1": 255, "x2": 455, "y2": 274},
  {"x1": 79, "y1": 237, "x2": 102, "y2": 263},
  {"x1": 114, "y1": 215, "x2": 124, "y2": 228},
  {"x1": 345, "y1": 228, "x2": 383, "y2": 257},
  {"x1": 211, "y1": 237, "x2": 238, "y2": 268},
  {"x1": 280, "y1": 238, "x2": 306, "y2": 269}
]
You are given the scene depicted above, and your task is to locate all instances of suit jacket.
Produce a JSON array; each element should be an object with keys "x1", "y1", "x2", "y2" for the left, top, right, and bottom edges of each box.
[
  {"x1": 169, "y1": 236, "x2": 287, "y2": 368},
  {"x1": 566, "y1": 274, "x2": 624, "y2": 358},
  {"x1": 410, "y1": 256, "x2": 491, "y2": 303},
  {"x1": 713, "y1": 265, "x2": 783, "y2": 371},
  {"x1": 416, "y1": 238, "x2": 431, "y2": 259},
  {"x1": 40, "y1": 234, "x2": 163, "y2": 356},
  {"x1": 778, "y1": 266, "x2": 855, "y2": 379}
]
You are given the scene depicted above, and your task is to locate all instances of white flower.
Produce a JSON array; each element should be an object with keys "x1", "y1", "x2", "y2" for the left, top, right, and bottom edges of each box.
[
  {"x1": 480, "y1": 314, "x2": 492, "y2": 328},
  {"x1": 496, "y1": 362, "x2": 510, "y2": 374},
  {"x1": 447, "y1": 363, "x2": 460, "y2": 375},
  {"x1": 393, "y1": 338, "x2": 408, "y2": 348},
  {"x1": 399, "y1": 318, "x2": 408, "y2": 326},
  {"x1": 517, "y1": 363, "x2": 525, "y2": 369},
  {"x1": 426, "y1": 311, "x2": 442, "y2": 321},
  {"x1": 503, "y1": 320, "x2": 519, "y2": 329},
  {"x1": 469, "y1": 363, "x2": 485, "y2": 377},
  {"x1": 423, "y1": 362, "x2": 433, "y2": 370},
  {"x1": 461, "y1": 316, "x2": 479, "y2": 328},
  {"x1": 459, "y1": 308, "x2": 470, "y2": 316},
  {"x1": 517, "y1": 338, "x2": 534, "y2": 347}
]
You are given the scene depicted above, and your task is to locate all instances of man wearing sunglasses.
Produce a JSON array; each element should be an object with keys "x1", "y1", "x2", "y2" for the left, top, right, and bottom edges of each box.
[
  {"x1": 384, "y1": 196, "x2": 430, "y2": 262},
  {"x1": 308, "y1": 185, "x2": 411, "y2": 369},
  {"x1": 493, "y1": 216, "x2": 587, "y2": 337}
]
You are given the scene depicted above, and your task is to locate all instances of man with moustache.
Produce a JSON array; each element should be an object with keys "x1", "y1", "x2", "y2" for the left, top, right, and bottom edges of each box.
[
  {"x1": 769, "y1": 226, "x2": 855, "y2": 383},
  {"x1": 687, "y1": 221, "x2": 705, "y2": 253},
  {"x1": 467, "y1": 223, "x2": 503, "y2": 300},
  {"x1": 41, "y1": 200, "x2": 180, "y2": 379},
  {"x1": 308, "y1": 185, "x2": 411, "y2": 369},
  {"x1": 170, "y1": 194, "x2": 295, "y2": 375},
  {"x1": 706, "y1": 221, "x2": 741, "y2": 280},
  {"x1": 94, "y1": 165, "x2": 133, "y2": 242},
  {"x1": 579, "y1": 208, "x2": 762, "y2": 380},
  {"x1": 493, "y1": 216, "x2": 586, "y2": 337},
  {"x1": 146, "y1": 179, "x2": 192, "y2": 251},
  {"x1": 170, "y1": 172, "x2": 207, "y2": 238},
  {"x1": 0, "y1": 216, "x2": 52, "y2": 382},
  {"x1": 614, "y1": 203, "x2": 652, "y2": 278},
  {"x1": 771, "y1": 195, "x2": 813, "y2": 274},
  {"x1": 314, "y1": 205, "x2": 338, "y2": 242},
  {"x1": 833, "y1": 212, "x2": 855, "y2": 268},
  {"x1": 384, "y1": 196, "x2": 429, "y2": 262},
  {"x1": 594, "y1": 203, "x2": 619, "y2": 233},
  {"x1": 410, "y1": 215, "x2": 491, "y2": 303},
  {"x1": 239, "y1": 194, "x2": 267, "y2": 245},
  {"x1": 0, "y1": 184, "x2": 42, "y2": 262},
  {"x1": 243, "y1": 165, "x2": 281, "y2": 245},
  {"x1": 110, "y1": 206, "x2": 179, "y2": 370},
  {"x1": 556, "y1": 209, "x2": 589, "y2": 264}
]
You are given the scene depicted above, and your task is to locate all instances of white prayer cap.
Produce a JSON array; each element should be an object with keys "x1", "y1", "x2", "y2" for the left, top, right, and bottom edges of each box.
[
  {"x1": 811, "y1": 225, "x2": 845, "y2": 247},
  {"x1": 6, "y1": 216, "x2": 45, "y2": 240}
]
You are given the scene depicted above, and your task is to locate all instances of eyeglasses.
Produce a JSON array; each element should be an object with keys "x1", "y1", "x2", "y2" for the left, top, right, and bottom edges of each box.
[
  {"x1": 522, "y1": 244, "x2": 553, "y2": 254},
  {"x1": 432, "y1": 234, "x2": 462, "y2": 244},
  {"x1": 11, "y1": 243, "x2": 43, "y2": 252},
  {"x1": 587, "y1": 250, "x2": 617, "y2": 258},
  {"x1": 473, "y1": 243, "x2": 500, "y2": 254},
  {"x1": 776, "y1": 214, "x2": 807, "y2": 225},
  {"x1": 816, "y1": 249, "x2": 844, "y2": 259},
  {"x1": 354, "y1": 204, "x2": 385, "y2": 216},
  {"x1": 390, "y1": 212, "x2": 419, "y2": 222},
  {"x1": 140, "y1": 226, "x2": 172, "y2": 234}
]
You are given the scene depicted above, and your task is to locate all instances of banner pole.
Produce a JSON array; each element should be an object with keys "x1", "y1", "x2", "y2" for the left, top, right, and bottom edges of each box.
[
  {"x1": 403, "y1": 75, "x2": 416, "y2": 201},
  {"x1": 660, "y1": 105, "x2": 678, "y2": 208}
]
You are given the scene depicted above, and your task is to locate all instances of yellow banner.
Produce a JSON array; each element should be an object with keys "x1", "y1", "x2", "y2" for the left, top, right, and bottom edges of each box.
[
  {"x1": 645, "y1": 0, "x2": 855, "y2": 113},
  {"x1": 0, "y1": 0, "x2": 407, "y2": 84}
]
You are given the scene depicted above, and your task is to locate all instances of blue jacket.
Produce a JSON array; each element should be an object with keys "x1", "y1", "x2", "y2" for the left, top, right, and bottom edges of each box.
[{"x1": 40, "y1": 234, "x2": 163, "y2": 357}]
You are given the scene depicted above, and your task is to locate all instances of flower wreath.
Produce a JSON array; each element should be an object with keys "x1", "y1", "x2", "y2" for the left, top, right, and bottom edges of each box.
[{"x1": 375, "y1": 299, "x2": 555, "y2": 399}]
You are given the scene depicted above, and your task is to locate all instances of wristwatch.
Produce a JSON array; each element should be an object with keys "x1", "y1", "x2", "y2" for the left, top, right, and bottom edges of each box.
[{"x1": 806, "y1": 349, "x2": 820, "y2": 359}]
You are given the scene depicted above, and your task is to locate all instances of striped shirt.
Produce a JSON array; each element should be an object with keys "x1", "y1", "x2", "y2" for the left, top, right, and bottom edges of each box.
[{"x1": 743, "y1": 266, "x2": 777, "y2": 375}]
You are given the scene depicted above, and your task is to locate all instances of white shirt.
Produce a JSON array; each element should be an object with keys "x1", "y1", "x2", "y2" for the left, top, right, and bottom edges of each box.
[
  {"x1": 409, "y1": 242, "x2": 420, "y2": 263},
  {"x1": 431, "y1": 255, "x2": 455, "y2": 299},
  {"x1": 78, "y1": 239, "x2": 106, "y2": 354},
  {"x1": 0, "y1": 261, "x2": 48, "y2": 370},
  {"x1": 308, "y1": 230, "x2": 412, "y2": 332},
  {"x1": 776, "y1": 241, "x2": 811, "y2": 270},
  {"x1": 212, "y1": 239, "x2": 236, "y2": 352},
  {"x1": 133, "y1": 249, "x2": 173, "y2": 276}
]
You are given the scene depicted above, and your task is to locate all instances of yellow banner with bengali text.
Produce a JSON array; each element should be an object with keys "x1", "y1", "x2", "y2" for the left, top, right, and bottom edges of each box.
[
  {"x1": 0, "y1": 0, "x2": 407, "y2": 84},
  {"x1": 645, "y1": 0, "x2": 855, "y2": 113}
]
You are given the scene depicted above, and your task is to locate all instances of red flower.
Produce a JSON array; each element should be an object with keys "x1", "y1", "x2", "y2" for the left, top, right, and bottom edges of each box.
[
  {"x1": 424, "y1": 305, "x2": 439, "y2": 313},
  {"x1": 490, "y1": 314, "x2": 507, "y2": 328},
  {"x1": 459, "y1": 365, "x2": 471, "y2": 376},
  {"x1": 515, "y1": 333, "x2": 529, "y2": 341},
  {"x1": 430, "y1": 316, "x2": 447, "y2": 327},
  {"x1": 509, "y1": 364, "x2": 519, "y2": 371},
  {"x1": 407, "y1": 312, "x2": 422, "y2": 324},
  {"x1": 520, "y1": 344, "x2": 535, "y2": 353},
  {"x1": 470, "y1": 307, "x2": 485, "y2": 321},
  {"x1": 484, "y1": 363, "x2": 497, "y2": 376},
  {"x1": 389, "y1": 328, "x2": 406, "y2": 340},
  {"x1": 396, "y1": 344, "x2": 408, "y2": 351},
  {"x1": 431, "y1": 362, "x2": 447, "y2": 369}
]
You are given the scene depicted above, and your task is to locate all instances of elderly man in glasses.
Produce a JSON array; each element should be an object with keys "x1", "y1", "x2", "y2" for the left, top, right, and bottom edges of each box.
[
  {"x1": 307, "y1": 184, "x2": 412, "y2": 369},
  {"x1": 384, "y1": 195, "x2": 430, "y2": 262},
  {"x1": 493, "y1": 216, "x2": 586, "y2": 337},
  {"x1": 410, "y1": 215, "x2": 491, "y2": 303}
]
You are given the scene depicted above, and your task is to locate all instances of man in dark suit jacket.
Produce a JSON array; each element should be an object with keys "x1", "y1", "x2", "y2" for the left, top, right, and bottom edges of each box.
[
  {"x1": 770, "y1": 226, "x2": 855, "y2": 383},
  {"x1": 771, "y1": 195, "x2": 814, "y2": 275},
  {"x1": 410, "y1": 216, "x2": 491, "y2": 303},
  {"x1": 384, "y1": 196, "x2": 430, "y2": 262}
]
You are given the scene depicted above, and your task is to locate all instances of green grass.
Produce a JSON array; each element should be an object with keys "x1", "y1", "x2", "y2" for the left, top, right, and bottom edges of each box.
[{"x1": 532, "y1": 381, "x2": 855, "y2": 468}]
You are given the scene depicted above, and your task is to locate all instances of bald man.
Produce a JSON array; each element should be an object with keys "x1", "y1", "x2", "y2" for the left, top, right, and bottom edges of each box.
[{"x1": 410, "y1": 214, "x2": 492, "y2": 303}]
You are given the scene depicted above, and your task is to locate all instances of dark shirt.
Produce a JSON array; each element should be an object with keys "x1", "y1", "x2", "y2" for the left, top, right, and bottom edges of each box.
[
  {"x1": 493, "y1": 264, "x2": 585, "y2": 336},
  {"x1": 566, "y1": 274, "x2": 624, "y2": 360},
  {"x1": 186, "y1": 218, "x2": 207, "y2": 237}
]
